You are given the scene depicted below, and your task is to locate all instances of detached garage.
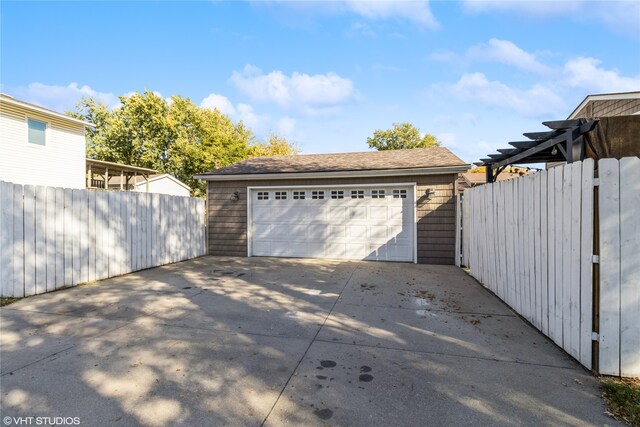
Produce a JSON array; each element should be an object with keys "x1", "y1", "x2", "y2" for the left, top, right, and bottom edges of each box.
[{"x1": 196, "y1": 148, "x2": 469, "y2": 264}]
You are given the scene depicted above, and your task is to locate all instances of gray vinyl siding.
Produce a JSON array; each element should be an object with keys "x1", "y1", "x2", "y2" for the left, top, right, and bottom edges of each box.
[{"x1": 206, "y1": 174, "x2": 458, "y2": 264}]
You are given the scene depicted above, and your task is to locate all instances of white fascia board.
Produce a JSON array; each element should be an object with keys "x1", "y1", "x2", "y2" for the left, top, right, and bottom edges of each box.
[
  {"x1": 0, "y1": 95, "x2": 96, "y2": 127},
  {"x1": 195, "y1": 165, "x2": 470, "y2": 181}
]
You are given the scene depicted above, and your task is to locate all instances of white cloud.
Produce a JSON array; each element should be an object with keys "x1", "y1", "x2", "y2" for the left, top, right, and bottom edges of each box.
[
  {"x1": 276, "y1": 116, "x2": 296, "y2": 138},
  {"x1": 6, "y1": 82, "x2": 120, "y2": 112},
  {"x1": 229, "y1": 65, "x2": 355, "y2": 114},
  {"x1": 267, "y1": 0, "x2": 439, "y2": 29},
  {"x1": 200, "y1": 93, "x2": 270, "y2": 133},
  {"x1": 236, "y1": 103, "x2": 270, "y2": 131},
  {"x1": 467, "y1": 38, "x2": 550, "y2": 75},
  {"x1": 462, "y1": 0, "x2": 583, "y2": 16},
  {"x1": 200, "y1": 93, "x2": 237, "y2": 116},
  {"x1": 449, "y1": 72, "x2": 566, "y2": 117},
  {"x1": 343, "y1": 0, "x2": 439, "y2": 29},
  {"x1": 462, "y1": 0, "x2": 639, "y2": 39},
  {"x1": 564, "y1": 57, "x2": 640, "y2": 93},
  {"x1": 430, "y1": 40, "x2": 640, "y2": 118}
]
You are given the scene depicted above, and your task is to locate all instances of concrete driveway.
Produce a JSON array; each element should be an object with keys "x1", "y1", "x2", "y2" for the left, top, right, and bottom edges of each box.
[{"x1": 0, "y1": 257, "x2": 617, "y2": 426}]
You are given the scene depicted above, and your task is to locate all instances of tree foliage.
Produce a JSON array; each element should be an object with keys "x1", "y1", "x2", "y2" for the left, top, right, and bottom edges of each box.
[
  {"x1": 69, "y1": 91, "x2": 297, "y2": 196},
  {"x1": 367, "y1": 122, "x2": 440, "y2": 151},
  {"x1": 254, "y1": 134, "x2": 300, "y2": 156}
]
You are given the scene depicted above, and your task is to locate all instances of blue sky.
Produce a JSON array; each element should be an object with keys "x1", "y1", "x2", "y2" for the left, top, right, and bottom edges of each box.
[{"x1": 2, "y1": 1, "x2": 639, "y2": 163}]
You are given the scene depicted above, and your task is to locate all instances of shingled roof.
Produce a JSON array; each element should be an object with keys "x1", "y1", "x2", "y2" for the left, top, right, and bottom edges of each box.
[{"x1": 199, "y1": 147, "x2": 467, "y2": 177}]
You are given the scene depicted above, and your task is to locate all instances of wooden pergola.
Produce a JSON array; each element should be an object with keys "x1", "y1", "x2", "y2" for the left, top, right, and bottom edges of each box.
[
  {"x1": 475, "y1": 119, "x2": 597, "y2": 183},
  {"x1": 86, "y1": 158, "x2": 157, "y2": 192}
]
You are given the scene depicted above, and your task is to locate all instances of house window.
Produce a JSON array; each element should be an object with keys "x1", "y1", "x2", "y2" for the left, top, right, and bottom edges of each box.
[
  {"x1": 28, "y1": 118, "x2": 46, "y2": 146},
  {"x1": 275, "y1": 191, "x2": 287, "y2": 200},
  {"x1": 351, "y1": 190, "x2": 364, "y2": 199},
  {"x1": 257, "y1": 192, "x2": 269, "y2": 200},
  {"x1": 311, "y1": 191, "x2": 325, "y2": 199},
  {"x1": 293, "y1": 191, "x2": 306, "y2": 200},
  {"x1": 331, "y1": 190, "x2": 344, "y2": 199},
  {"x1": 393, "y1": 189, "x2": 407, "y2": 199},
  {"x1": 371, "y1": 190, "x2": 386, "y2": 198}
]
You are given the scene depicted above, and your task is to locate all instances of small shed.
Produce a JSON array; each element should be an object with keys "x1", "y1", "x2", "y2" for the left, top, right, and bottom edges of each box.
[
  {"x1": 132, "y1": 174, "x2": 191, "y2": 197},
  {"x1": 196, "y1": 147, "x2": 470, "y2": 265}
]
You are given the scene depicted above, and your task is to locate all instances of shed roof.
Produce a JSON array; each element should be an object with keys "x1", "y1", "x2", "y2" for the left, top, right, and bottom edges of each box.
[{"x1": 196, "y1": 147, "x2": 467, "y2": 180}]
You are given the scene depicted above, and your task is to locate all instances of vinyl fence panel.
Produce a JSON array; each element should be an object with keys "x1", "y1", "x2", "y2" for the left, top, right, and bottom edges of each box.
[
  {"x1": 0, "y1": 181, "x2": 206, "y2": 298},
  {"x1": 619, "y1": 157, "x2": 640, "y2": 377},
  {"x1": 461, "y1": 157, "x2": 639, "y2": 376}
]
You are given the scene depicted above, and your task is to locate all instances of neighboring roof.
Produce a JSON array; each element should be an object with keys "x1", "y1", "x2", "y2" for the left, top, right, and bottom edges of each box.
[
  {"x1": 86, "y1": 158, "x2": 157, "y2": 175},
  {"x1": 196, "y1": 147, "x2": 469, "y2": 180},
  {"x1": 132, "y1": 174, "x2": 191, "y2": 191},
  {"x1": 0, "y1": 93, "x2": 95, "y2": 128},
  {"x1": 568, "y1": 91, "x2": 640, "y2": 119}
]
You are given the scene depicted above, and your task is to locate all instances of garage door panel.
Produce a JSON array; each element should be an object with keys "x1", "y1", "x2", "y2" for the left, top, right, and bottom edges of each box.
[
  {"x1": 328, "y1": 206, "x2": 347, "y2": 219},
  {"x1": 369, "y1": 225, "x2": 388, "y2": 241},
  {"x1": 348, "y1": 225, "x2": 367, "y2": 240},
  {"x1": 328, "y1": 225, "x2": 347, "y2": 239},
  {"x1": 253, "y1": 224, "x2": 272, "y2": 239},
  {"x1": 250, "y1": 186, "x2": 414, "y2": 262},
  {"x1": 308, "y1": 224, "x2": 328, "y2": 239},
  {"x1": 369, "y1": 207, "x2": 388, "y2": 220},
  {"x1": 349, "y1": 206, "x2": 367, "y2": 219},
  {"x1": 252, "y1": 241, "x2": 271, "y2": 256},
  {"x1": 326, "y1": 243, "x2": 347, "y2": 259},
  {"x1": 307, "y1": 243, "x2": 325, "y2": 257},
  {"x1": 347, "y1": 243, "x2": 368, "y2": 258},
  {"x1": 393, "y1": 226, "x2": 412, "y2": 242}
]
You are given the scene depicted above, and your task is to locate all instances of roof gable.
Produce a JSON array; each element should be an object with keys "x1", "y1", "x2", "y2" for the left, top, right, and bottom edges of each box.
[
  {"x1": 0, "y1": 93, "x2": 95, "y2": 128},
  {"x1": 568, "y1": 91, "x2": 640, "y2": 119}
]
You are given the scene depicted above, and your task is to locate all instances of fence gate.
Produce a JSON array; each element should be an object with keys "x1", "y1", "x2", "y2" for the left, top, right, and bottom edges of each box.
[{"x1": 459, "y1": 157, "x2": 640, "y2": 377}]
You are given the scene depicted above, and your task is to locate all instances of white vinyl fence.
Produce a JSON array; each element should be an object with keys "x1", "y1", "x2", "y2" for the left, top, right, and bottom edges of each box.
[
  {"x1": 0, "y1": 181, "x2": 206, "y2": 298},
  {"x1": 461, "y1": 157, "x2": 640, "y2": 377}
]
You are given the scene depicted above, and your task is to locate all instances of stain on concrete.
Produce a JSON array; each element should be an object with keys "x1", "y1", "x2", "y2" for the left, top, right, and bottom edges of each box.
[{"x1": 314, "y1": 408, "x2": 333, "y2": 420}]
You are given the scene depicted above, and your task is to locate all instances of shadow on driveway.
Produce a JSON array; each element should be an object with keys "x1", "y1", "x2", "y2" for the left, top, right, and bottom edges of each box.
[{"x1": 0, "y1": 257, "x2": 619, "y2": 426}]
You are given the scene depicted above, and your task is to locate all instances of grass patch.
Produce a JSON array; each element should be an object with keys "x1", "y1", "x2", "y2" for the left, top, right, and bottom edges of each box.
[
  {"x1": 0, "y1": 297, "x2": 22, "y2": 307},
  {"x1": 601, "y1": 376, "x2": 640, "y2": 426}
]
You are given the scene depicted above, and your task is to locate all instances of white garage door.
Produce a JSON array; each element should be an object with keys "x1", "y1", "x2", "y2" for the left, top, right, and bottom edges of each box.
[{"x1": 249, "y1": 185, "x2": 415, "y2": 262}]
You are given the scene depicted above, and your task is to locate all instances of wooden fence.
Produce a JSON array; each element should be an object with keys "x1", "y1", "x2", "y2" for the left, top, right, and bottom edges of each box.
[
  {"x1": 0, "y1": 181, "x2": 206, "y2": 298},
  {"x1": 460, "y1": 157, "x2": 640, "y2": 377}
]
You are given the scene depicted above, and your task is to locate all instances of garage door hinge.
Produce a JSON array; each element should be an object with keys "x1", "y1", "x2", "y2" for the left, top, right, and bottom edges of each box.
[
  {"x1": 593, "y1": 178, "x2": 600, "y2": 187},
  {"x1": 592, "y1": 255, "x2": 600, "y2": 264},
  {"x1": 592, "y1": 332, "x2": 599, "y2": 342}
]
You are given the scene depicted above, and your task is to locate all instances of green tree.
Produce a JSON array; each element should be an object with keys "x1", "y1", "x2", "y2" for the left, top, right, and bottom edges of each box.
[
  {"x1": 367, "y1": 122, "x2": 441, "y2": 150},
  {"x1": 254, "y1": 133, "x2": 299, "y2": 156},
  {"x1": 69, "y1": 90, "x2": 296, "y2": 197}
]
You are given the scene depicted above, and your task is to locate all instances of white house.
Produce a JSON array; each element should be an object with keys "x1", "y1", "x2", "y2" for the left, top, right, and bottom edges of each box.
[
  {"x1": 0, "y1": 93, "x2": 94, "y2": 189},
  {"x1": 133, "y1": 174, "x2": 191, "y2": 197}
]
